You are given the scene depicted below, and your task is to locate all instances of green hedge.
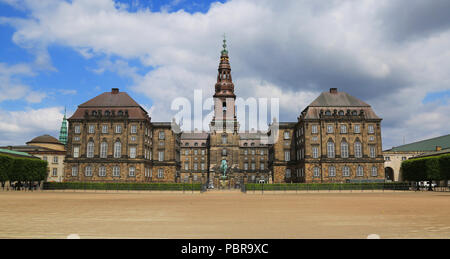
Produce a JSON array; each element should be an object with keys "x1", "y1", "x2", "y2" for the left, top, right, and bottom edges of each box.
[
  {"x1": 402, "y1": 153, "x2": 450, "y2": 182},
  {"x1": 0, "y1": 154, "x2": 47, "y2": 184},
  {"x1": 245, "y1": 182, "x2": 410, "y2": 191},
  {"x1": 43, "y1": 182, "x2": 203, "y2": 191},
  {"x1": 0, "y1": 155, "x2": 13, "y2": 186}
]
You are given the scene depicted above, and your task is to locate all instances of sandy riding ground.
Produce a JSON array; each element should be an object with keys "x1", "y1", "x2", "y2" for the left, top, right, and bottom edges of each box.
[{"x1": 0, "y1": 190, "x2": 449, "y2": 239}]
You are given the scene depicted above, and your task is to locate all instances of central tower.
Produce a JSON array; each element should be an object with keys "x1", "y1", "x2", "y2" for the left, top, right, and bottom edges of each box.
[
  {"x1": 210, "y1": 37, "x2": 239, "y2": 133},
  {"x1": 209, "y1": 38, "x2": 241, "y2": 188}
]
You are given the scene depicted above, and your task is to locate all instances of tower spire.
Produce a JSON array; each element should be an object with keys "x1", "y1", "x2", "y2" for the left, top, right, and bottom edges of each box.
[
  {"x1": 222, "y1": 34, "x2": 228, "y2": 55},
  {"x1": 59, "y1": 107, "x2": 68, "y2": 145},
  {"x1": 214, "y1": 36, "x2": 235, "y2": 98}
]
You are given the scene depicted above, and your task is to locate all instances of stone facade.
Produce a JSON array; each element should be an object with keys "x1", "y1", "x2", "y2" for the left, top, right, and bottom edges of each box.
[
  {"x1": 268, "y1": 123, "x2": 296, "y2": 183},
  {"x1": 0, "y1": 135, "x2": 66, "y2": 182},
  {"x1": 62, "y1": 43, "x2": 386, "y2": 186},
  {"x1": 180, "y1": 132, "x2": 209, "y2": 184},
  {"x1": 269, "y1": 88, "x2": 385, "y2": 183},
  {"x1": 64, "y1": 89, "x2": 180, "y2": 183}
]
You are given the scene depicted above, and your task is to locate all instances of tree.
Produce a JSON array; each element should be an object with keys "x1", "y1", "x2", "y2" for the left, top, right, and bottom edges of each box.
[
  {"x1": 425, "y1": 157, "x2": 441, "y2": 191},
  {"x1": 0, "y1": 155, "x2": 13, "y2": 189},
  {"x1": 438, "y1": 154, "x2": 450, "y2": 186},
  {"x1": 402, "y1": 156, "x2": 444, "y2": 191}
]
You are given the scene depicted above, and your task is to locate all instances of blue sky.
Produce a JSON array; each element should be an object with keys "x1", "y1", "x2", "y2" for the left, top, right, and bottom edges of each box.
[
  {"x1": 0, "y1": 0, "x2": 449, "y2": 149},
  {"x1": 0, "y1": 0, "x2": 225, "y2": 113}
]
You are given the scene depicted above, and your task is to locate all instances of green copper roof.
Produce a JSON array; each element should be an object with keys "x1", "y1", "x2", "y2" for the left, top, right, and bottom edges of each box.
[
  {"x1": 59, "y1": 108, "x2": 68, "y2": 145},
  {"x1": 221, "y1": 34, "x2": 228, "y2": 55},
  {"x1": 0, "y1": 148, "x2": 35, "y2": 158},
  {"x1": 387, "y1": 134, "x2": 450, "y2": 152}
]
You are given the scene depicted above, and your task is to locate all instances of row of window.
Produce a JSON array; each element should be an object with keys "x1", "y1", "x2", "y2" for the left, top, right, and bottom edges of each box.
[
  {"x1": 384, "y1": 156, "x2": 408, "y2": 161},
  {"x1": 42, "y1": 156, "x2": 60, "y2": 164},
  {"x1": 75, "y1": 124, "x2": 139, "y2": 135},
  {"x1": 285, "y1": 166, "x2": 379, "y2": 178},
  {"x1": 324, "y1": 142, "x2": 377, "y2": 159},
  {"x1": 183, "y1": 149, "x2": 207, "y2": 156},
  {"x1": 74, "y1": 125, "x2": 165, "y2": 139},
  {"x1": 73, "y1": 142, "x2": 161, "y2": 161},
  {"x1": 90, "y1": 110, "x2": 129, "y2": 117},
  {"x1": 71, "y1": 166, "x2": 165, "y2": 178},
  {"x1": 311, "y1": 124, "x2": 375, "y2": 134},
  {"x1": 243, "y1": 149, "x2": 265, "y2": 155},
  {"x1": 184, "y1": 163, "x2": 207, "y2": 171},
  {"x1": 243, "y1": 162, "x2": 265, "y2": 171},
  {"x1": 288, "y1": 142, "x2": 374, "y2": 162},
  {"x1": 181, "y1": 174, "x2": 202, "y2": 182},
  {"x1": 184, "y1": 142, "x2": 207, "y2": 147},
  {"x1": 323, "y1": 110, "x2": 362, "y2": 116}
]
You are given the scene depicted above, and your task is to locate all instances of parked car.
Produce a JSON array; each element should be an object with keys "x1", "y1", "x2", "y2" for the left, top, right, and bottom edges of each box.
[{"x1": 418, "y1": 181, "x2": 437, "y2": 188}]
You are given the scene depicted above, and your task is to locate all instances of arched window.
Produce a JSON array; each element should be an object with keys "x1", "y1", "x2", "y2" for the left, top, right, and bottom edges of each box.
[
  {"x1": 327, "y1": 141, "x2": 335, "y2": 158},
  {"x1": 338, "y1": 110, "x2": 344, "y2": 116},
  {"x1": 342, "y1": 166, "x2": 350, "y2": 177},
  {"x1": 341, "y1": 140, "x2": 349, "y2": 158},
  {"x1": 313, "y1": 167, "x2": 320, "y2": 178},
  {"x1": 325, "y1": 110, "x2": 332, "y2": 116},
  {"x1": 85, "y1": 166, "x2": 92, "y2": 176},
  {"x1": 113, "y1": 166, "x2": 120, "y2": 177},
  {"x1": 357, "y1": 166, "x2": 364, "y2": 176},
  {"x1": 100, "y1": 141, "x2": 108, "y2": 158},
  {"x1": 371, "y1": 167, "x2": 378, "y2": 177},
  {"x1": 354, "y1": 141, "x2": 362, "y2": 158},
  {"x1": 87, "y1": 141, "x2": 94, "y2": 158},
  {"x1": 194, "y1": 142, "x2": 198, "y2": 147},
  {"x1": 114, "y1": 141, "x2": 121, "y2": 158},
  {"x1": 328, "y1": 166, "x2": 336, "y2": 177},
  {"x1": 99, "y1": 166, "x2": 106, "y2": 177}
]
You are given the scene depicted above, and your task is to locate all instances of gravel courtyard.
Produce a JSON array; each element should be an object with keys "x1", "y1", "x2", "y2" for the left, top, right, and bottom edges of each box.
[{"x1": 0, "y1": 191, "x2": 449, "y2": 239}]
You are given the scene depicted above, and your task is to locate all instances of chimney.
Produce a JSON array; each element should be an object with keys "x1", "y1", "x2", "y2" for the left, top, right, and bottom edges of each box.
[
  {"x1": 111, "y1": 88, "x2": 119, "y2": 94},
  {"x1": 436, "y1": 146, "x2": 442, "y2": 151},
  {"x1": 330, "y1": 88, "x2": 338, "y2": 93}
]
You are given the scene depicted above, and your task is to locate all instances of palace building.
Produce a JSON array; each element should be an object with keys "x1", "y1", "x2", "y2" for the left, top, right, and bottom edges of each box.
[
  {"x1": 63, "y1": 40, "x2": 384, "y2": 186},
  {"x1": 64, "y1": 89, "x2": 180, "y2": 183},
  {"x1": 1, "y1": 134, "x2": 66, "y2": 182}
]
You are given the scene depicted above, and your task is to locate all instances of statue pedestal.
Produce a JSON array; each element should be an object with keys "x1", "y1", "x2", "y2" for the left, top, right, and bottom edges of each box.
[{"x1": 219, "y1": 177, "x2": 229, "y2": 189}]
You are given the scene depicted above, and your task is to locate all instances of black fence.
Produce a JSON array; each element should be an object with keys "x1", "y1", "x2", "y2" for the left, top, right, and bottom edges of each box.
[
  {"x1": 244, "y1": 182, "x2": 413, "y2": 193},
  {"x1": 413, "y1": 186, "x2": 450, "y2": 192},
  {"x1": 42, "y1": 182, "x2": 203, "y2": 192}
]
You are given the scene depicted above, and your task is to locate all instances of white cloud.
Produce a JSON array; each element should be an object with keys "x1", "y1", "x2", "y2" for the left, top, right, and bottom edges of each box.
[
  {"x1": 0, "y1": 62, "x2": 46, "y2": 103},
  {"x1": 0, "y1": 106, "x2": 65, "y2": 145},
  {"x1": 1, "y1": 0, "x2": 450, "y2": 148},
  {"x1": 58, "y1": 89, "x2": 77, "y2": 95}
]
